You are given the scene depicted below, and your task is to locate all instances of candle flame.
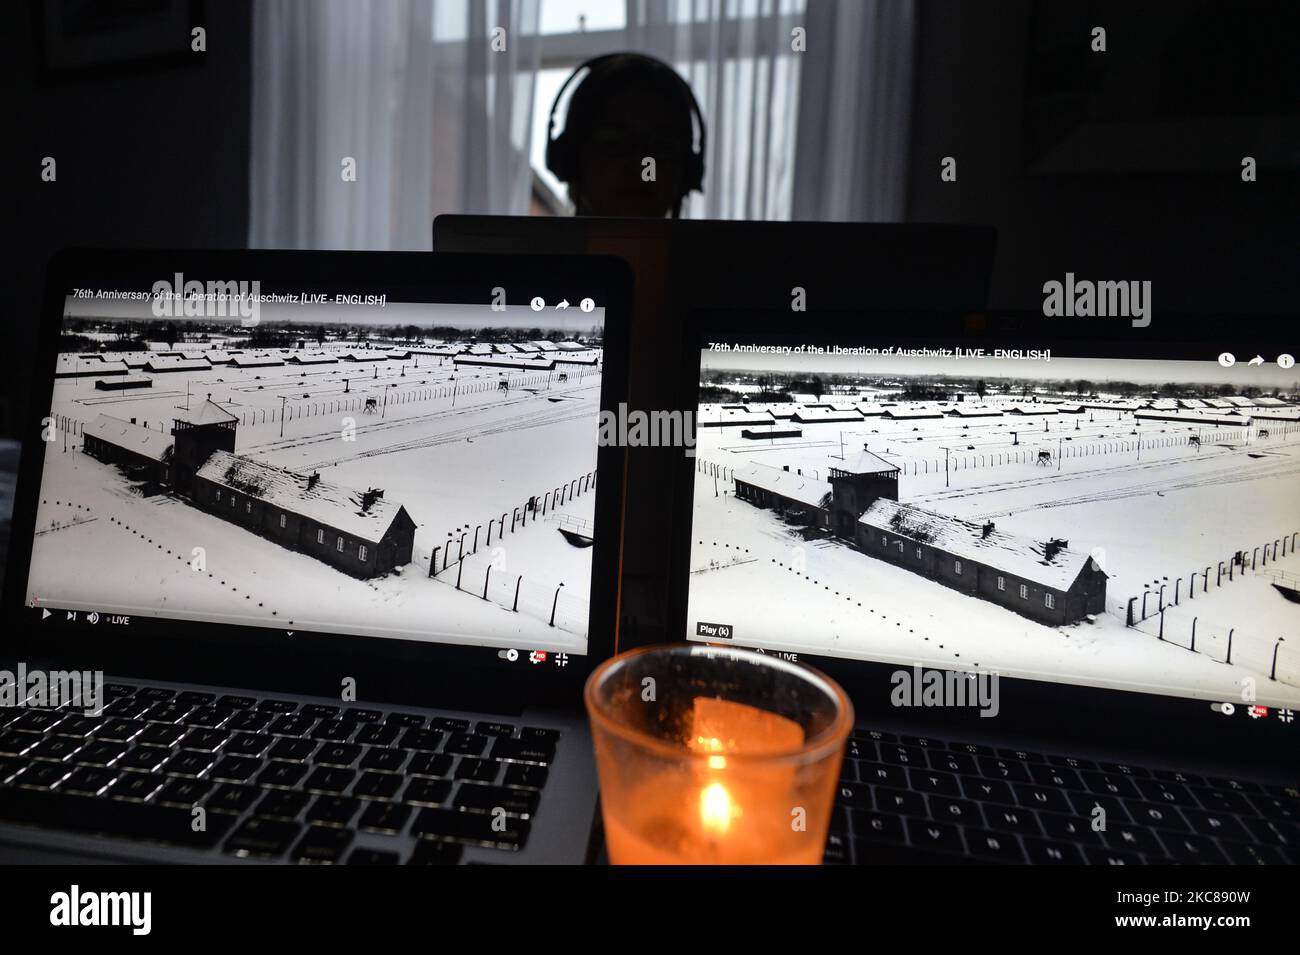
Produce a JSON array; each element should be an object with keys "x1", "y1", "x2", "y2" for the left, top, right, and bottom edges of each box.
[{"x1": 699, "y1": 781, "x2": 736, "y2": 835}]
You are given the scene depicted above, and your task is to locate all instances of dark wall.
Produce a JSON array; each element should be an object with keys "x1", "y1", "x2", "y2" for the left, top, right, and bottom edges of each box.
[
  {"x1": 8, "y1": 1, "x2": 253, "y2": 437},
  {"x1": 905, "y1": 0, "x2": 1299, "y2": 313}
]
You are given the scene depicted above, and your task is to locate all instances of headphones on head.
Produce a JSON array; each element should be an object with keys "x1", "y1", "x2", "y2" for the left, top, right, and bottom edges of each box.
[{"x1": 545, "y1": 52, "x2": 707, "y2": 197}]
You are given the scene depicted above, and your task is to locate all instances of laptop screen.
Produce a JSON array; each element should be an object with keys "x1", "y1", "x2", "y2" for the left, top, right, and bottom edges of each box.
[
  {"x1": 22, "y1": 263, "x2": 611, "y2": 667},
  {"x1": 683, "y1": 312, "x2": 1300, "y2": 715}
]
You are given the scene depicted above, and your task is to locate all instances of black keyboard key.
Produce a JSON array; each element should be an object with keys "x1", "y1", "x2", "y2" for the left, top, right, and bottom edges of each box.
[
  {"x1": 353, "y1": 771, "x2": 403, "y2": 800},
  {"x1": 1136, "y1": 779, "x2": 1197, "y2": 807},
  {"x1": 142, "y1": 703, "x2": 191, "y2": 724},
  {"x1": 1013, "y1": 783, "x2": 1071, "y2": 814},
  {"x1": 174, "y1": 691, "x2": 216, "y2": 705},
  {"x1": 118, "y1": 746, "x2": 171, "y2": 773},
  {"x1": 429, "y1": 717, "x2": 470, "y2": 733},
  {"x1": 931, "y1": 751, "x2": 977, "y2": 775},
  {"x1": 1084, "y1": 846, "x2": 1145, "y2": 865},
  {"x1": 408, "y1": 753, "x2": 453, "y2": 778},
  {"x1": 1127, "y1": 801, "x2": 1188, "y2": 832},
  {"x1": 217, "y1": 695, "x2": 258, "y2": 710},
  {"x1": 1025, "y1": 764, "x2": 1081, "y2": 790},
  {"x1": 1182, "y1": 808, "x2": 1250, "y2": 841},
  {"x1": 912, "y1": 769, "x2": 961, "y2": 797},
  {"x1": 1039, "y1": 811, "x2": 1104, "y2": 845},
  {"x1": 256, "y1": 761, "x2": 309, "y2": 789},
  {"x1": 0, "y1": 787, "x2": 231, "y2": 846},
  {"x1": 844, "y1": 738, "x2": 874, "y2": 761},
  {"x1": 904, "y1": 818, "x2": 965, "y2": 855},
  {"x1": 1218, "y1": 840, "x2": 1289, "y2": 865},
  {"x1": 225, "y1": 711, "x2": 273, "y2": 733},
  {"x1": 74, "y1": 740, "x2": 128, "y2": 767},
  {"x1": 312, "y1": 721, "x2": 355, "y2": 742},
  {"x1": 502, "y1": 764, "x2": 549, "y2": 790},
  {"x1": 225, "y1": 733, "x2": 273, "y2": 757},
  {"x1": 1105, "y1": 825, "x2": 1165, "y2": 857},
  {"x1": 408, "y1": 840, "x2": 463, "y2": 864},
  {"x1": 359, "y1": 748, "x2": 408, "y2": 773},
  {"x1": 997, "y1": 748, "x2": 1044, "y2": 764},
  {"x1": 354, "y1": 723, "x2": 401, "y2": 746},
  {"x1": 209, "y1": 756, "x2": 262, "y2": 783},
  {"x1": 293, "y1": 825, "x2": 353, "y2": 863},
  {"x1": 1098, "y1": 762, "x2": 1148, "y2": 778},
  {"x1": 1081, "y1": 771, "x2": 1140, "y2": 799},
  {"x1": 963, "y1": 778, "x2": 1017, "y2": 805},
  {"x1": 59, "y1": 767, "x2": 118, "y2": 796},
  {"x1": 399, "y1": 729, "x2": 445, "y2": 752},
  {"x1": 1153, "y1": 768, "x2": 1204, "y2": 787},
  {"x1": 404, "y1": 779, "x2": 452, "y2": 807},
  {"x1": 983, "y1": 804, "x2": 1041, "y2": 836},
  {"x1": 316, "y1": 744, "x2": 362, "y2": 768},
  {"x1": 111, "y1": 772, "x2": 165, "y2": 802},
  {"x1": 304, "y1": 795, "x2": 359, "y2": 827},
  {"x1": 1192, "y1": 787, "x2": 1253, "y2": 814},
  {"x1": 155, "y1": 778, "x2": 214, "y2": 807},
  {"x1": 386, "y1": 713, "x2": 426, "y2": 727},
  {"x1": 359, "y1": 801, "x2": 412, "y2": 834},
  {"x1": 455, "y1": 758, "x2": 499, "y2": 783},
  {"x1": 1023, "y1": 836, "x2": 1084, "y2": 864},
  {"x1": 255, "y1": 790, "x2": 311, "y2": 820},
  {"x1": 929, "y1": 795, "x2": 980, "y2": 825},
  {"x1": 965, "y1": 827, "x2": 1026, "y2": 863},
  {"x1": 95, "y1": 718, "x2": 146, "y2": 742},
  {"x1": 14, "y1": 762, "x2": 73, "y2": 790},
  {"x1": 520, "y1": 726, "x2": 560, "y2": 743},
  {"x1": 444, "y1": 733, "x2": 489, "y2": 757},
  {"x1": 299, "y1": 704, "x2": 340, "y2": 719},
  {"x1": 850, "y1": 809, "x2": 906, "y2": 844},
  {"x1": 268, "y1": 738, "x2": 317, "y2": 762},
  {"x1": 183, "y1": 707, "x2": 230, "y2": 728},
  {"x1": 348, "y1": 849, "x2": 400, "y2": 865},
  {"x1": 1066, "y1": 792, "x2": 1132, "y2": 827},
  {"x1": 853, "y1": 729, "x2": 897, "y2": 744},
  {"x1": 0, "y1": 731, "x2": 40, "y2": 756},
  {"x1": 454, "y1": 783, "x2": 540, "y2": 818},
  {"x1": 490, "y1": 737, "x2": 554, "y2": 765},
  {"x1": 343, "y1": 708, "x2": 384, "y2": 723},
  {"x1": 28, "y1": 736, "x2": 82, "y2": 761},
  {"x1": 855, "y1": 761, "x2": 905, "y2": 787},
  {"x1": 823, "y1": 830, "x2": 851, "y2": 864},
  {"x1": 54, "y1": 715, "x2": 105, "y2": 738},
  {"x1": 1046, "y1": 754, "x2": 1096, "y2": 772},
  {"x1": 207, "y1": 783, "x2": 260, "y2": 814},
  {"x1": 137, "y1": 687, "x2": 177, "y2": 702},
  {"x1": 255, "y1": 699, "x2": 299, "y2": 713},
  {"x1": 161, "y1": 751, "x2": 215, "y2": 778},
  {"x1": 878, "y1": 743, "x2": 925, "y2": 767},
  {"x1": 475, "y1": 721, "x2": 516, "y2": 738},
  {"x1": 976, "y1": 757, "x2": 1031, "y2": 783},
  {"x1": 303, "y1": 767, "x2": 357, "y2": 794},
  {"x1": 269, "y1": 715, "x2": 316, "y2": 737},
  {"x1": 225, "y1": 817, "x2": 301, "y2": 858},
  {"x1": 947, "y1": 740, "x2": 993, "y2": 756},
  {"x1": 1158, "y1": 831, "x2": 1227, "y2": 864},
  {"x1": 179, "y1": 729, "x2": 229, "y2": 753},
  {"x1": 1205, "y1": 775, "x2": 1260, "y2": 793},
  {"x1": 411, "y1": 807, "x2": 529, "y2": 850},
  {"x1": 873, "y1": 786, "x2": 923, "y2": 815}
]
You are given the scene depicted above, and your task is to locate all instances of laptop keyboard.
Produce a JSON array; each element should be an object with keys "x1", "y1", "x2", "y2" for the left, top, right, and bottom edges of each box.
[
  {"x1": 828, "y1": 728, "x2": 1298, "y2": 865},
  {"x1": 0, "y1": 683, "x2": 558, "y2": 864}
]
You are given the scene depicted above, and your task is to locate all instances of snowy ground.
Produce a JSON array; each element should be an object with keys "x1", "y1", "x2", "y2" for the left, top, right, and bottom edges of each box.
[
  {"x1": 27, "y1": 355, "x2": 606, "y2": 653},
  {"x1": 687, "y1": 405, "x2": 1300, "y2": 707}
]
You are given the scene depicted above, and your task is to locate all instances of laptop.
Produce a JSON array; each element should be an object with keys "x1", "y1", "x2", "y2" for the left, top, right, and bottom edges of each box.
[
  {"x1": 675, "y1": 307, "x2": 1298, "y2": 864},
  {"x1": 433, "y1": 215, "x2": 997, "y2": 646},
  {"x1": 0, "y1": 249, "x2": 629, "y2": 864}
]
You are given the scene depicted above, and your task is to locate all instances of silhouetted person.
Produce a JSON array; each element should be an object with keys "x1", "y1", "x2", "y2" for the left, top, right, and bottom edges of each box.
[{"x1": 546, "y1": 53, "x2": 706, "y2": 218}]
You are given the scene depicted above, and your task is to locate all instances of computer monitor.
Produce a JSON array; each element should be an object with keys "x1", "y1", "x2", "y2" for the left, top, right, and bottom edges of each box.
[
  {"x1": 677, "y1": 308, "x2": 1299, "y2": 730},
  {"x1": 7, "y1": 251, "x2": 629, "y2": 690}
]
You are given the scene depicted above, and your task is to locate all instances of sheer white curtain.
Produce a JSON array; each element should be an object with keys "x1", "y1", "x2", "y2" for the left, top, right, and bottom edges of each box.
[
  {"x1": 619, "y1": 0, "x2": 915, "y2": 221},
  {"x1": 250, "y1": 0, "x2": 541, "y2": 251}
]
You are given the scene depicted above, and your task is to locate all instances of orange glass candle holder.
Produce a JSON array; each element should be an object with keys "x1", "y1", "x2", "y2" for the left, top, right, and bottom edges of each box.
[{"x1": 585, "y1": 644, "x2": 853, "y2": 865}]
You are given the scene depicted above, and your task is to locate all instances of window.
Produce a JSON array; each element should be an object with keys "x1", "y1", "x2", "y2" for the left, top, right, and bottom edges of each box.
[
  {"x1": 230, "y1": 495, "x2": 235, "y2": 508},
  {"x1": 215, "y1": 489, "x2": 221, "y2": 502},
  {"x1": 916, "y1": 547, "x2": 922, "y2": 559},
  {"x1": 359, "y1": 544, "x2": 369, "y2": 562},
  {"x1": 336, "y1": 536, "x2": 344, "y2": 552},
  {"x1": 881, "y1": 535, "x2": 887, "y2": 547},
  {"x1": 1019, "y1": 584, "x2": 1029, "y2": 600},
  {"x1": 246, "y1": 502, "x2": 252, "y2": 514},
  {"x1": 954, "y1": 559, "x2": 962, "y2": 575},
  {"x1": 896, "y1": 542, "x2": 903, "y2": 553},
  {"x1": 279, "y1": 514, "x2": 287, "y2": 529},
  {"x1": 1045, "y1": 593, "x2": 1055, "y2": 610},
  {"x1": 997, "y1": 576, "x2": 1005, "y2": 592},
  {"x1": 316, "y1": 529, "x2": 325, "y2": 545}
]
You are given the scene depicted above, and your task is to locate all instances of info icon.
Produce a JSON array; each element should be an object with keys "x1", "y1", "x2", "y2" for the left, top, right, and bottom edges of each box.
[
  {"x1": 1217, "y1": 352, "x2": 1235, "y2": 368},
  {"x1": 580, "y1": 297, "x2": 595, "y2": 313},
  {"x1": 1279, "y1": 354, "x2": 1295, "y2": 370}
]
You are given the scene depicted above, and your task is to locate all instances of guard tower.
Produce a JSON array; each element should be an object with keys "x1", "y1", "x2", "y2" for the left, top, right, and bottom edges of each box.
[
  {"x1": 827, "y1": 449, "x2": 900, "y2": 538},
  {"x1": 171, "y1": 397, "x2": 238, "y2": 492}
]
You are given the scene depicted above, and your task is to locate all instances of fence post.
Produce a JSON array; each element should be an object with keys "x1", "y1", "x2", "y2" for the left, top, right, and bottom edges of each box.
[
  {"x1": 549, "y1": 582, "x2": 565, "y2": 627},
  {"x1": 455, "y1": 558, "x2": 464, "y2": 591},
  {"x1": 1158, "y1": 609, "x2": 1164, "y2": 640},
  {"x1": 482, "y1": 565, "x2": 492, "y2": 601},
  {"x1": 512, "y1": 576, "x2": 521, "y2": 612},
  {"x1": 1190, "y1": 617, "x2": 1196, "y2": 652},
  {"x1": 1174, "y1": 578, "x2": 1181, "y2": 604},
  {"x1": 1271, "y1": 638, "x2": 1286, "y2": 681},
  {"x1": 1227, "y1": 629, "x2": 1234, "y2": 665},
  {"x1": 473, "y1": 525, "x2": 481, "y2": 553}
]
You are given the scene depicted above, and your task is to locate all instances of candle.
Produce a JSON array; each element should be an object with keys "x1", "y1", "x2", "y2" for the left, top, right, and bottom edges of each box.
[{"x1": 587, "y1": 645, "x2": 852, "y2": 865}]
